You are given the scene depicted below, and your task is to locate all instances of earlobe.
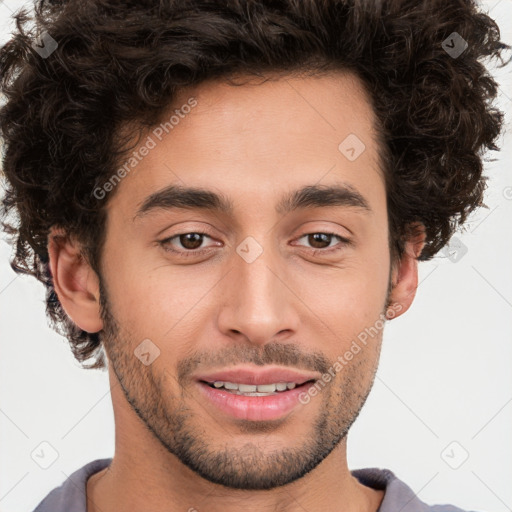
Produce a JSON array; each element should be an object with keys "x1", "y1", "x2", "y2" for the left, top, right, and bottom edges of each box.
[
  {"x1": 47, "y1": 227, "x2": 104, "y2": 333},
  {"x1": 386, "y1": 222, "x2": 426, "y2": 320}
]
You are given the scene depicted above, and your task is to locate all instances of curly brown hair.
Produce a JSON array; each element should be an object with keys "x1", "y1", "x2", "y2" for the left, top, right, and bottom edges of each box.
[{"x1": 0, "y1": 0, "x2": 508, "y2": 369}]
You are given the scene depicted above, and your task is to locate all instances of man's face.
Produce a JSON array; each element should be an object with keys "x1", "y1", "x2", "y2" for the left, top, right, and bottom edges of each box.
[{"x1": 97, "y1": 71, "x2": 394, "y2": 490}]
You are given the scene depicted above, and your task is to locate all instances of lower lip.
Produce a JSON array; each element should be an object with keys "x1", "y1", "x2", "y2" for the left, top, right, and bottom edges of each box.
[{"x1": 197, "y1": 381, "x2": 315, "y2": 421}]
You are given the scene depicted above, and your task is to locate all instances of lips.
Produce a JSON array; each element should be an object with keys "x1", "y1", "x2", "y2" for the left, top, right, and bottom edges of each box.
[
  {"x1": 195, "y1": 366, "x2": 320, "y2": 387},
  {"x1": 194, "y1": 366, "x2": 320, "y2": 421}
]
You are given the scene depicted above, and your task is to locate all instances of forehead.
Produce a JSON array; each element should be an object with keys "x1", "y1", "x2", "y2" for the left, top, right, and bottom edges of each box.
[{"x1": 106, "y1": 70, "x2": 384, "y2": 222}]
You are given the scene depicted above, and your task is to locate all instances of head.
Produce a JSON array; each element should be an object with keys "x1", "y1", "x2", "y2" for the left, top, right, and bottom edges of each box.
[{"x1": 0, "y1": 0, "x2": 507, "y2": 491}]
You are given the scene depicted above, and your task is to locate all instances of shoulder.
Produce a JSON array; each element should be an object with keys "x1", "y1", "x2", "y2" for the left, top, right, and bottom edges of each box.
[
  {"x1": 351, "y1": 467, "x2": 479, "y2": 512},
  {"x1": 32, "y1": 458, "x2": 112, "y2": 512}
]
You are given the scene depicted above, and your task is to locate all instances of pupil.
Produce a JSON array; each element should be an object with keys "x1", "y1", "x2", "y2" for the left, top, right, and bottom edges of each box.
[
  {"x1": 181, "y1": 233, "x2": 203, "y2": 249},
  {"x1": 310, "y1": 233, "x2": 330, "y2": 249}
]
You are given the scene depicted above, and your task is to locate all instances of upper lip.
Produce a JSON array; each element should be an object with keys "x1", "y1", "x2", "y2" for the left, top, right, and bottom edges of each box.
[{"x1": 195, "y1": 366, "x2": 320, "y2": 386}]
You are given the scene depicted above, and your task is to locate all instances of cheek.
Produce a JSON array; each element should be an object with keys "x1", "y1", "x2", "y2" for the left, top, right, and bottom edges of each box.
[
  {"x1": 295, "y1": 247, "x2": 389, "y2": 358},
  {"x1": 108, "y1": 262, "x2": 217, "y2": 356},
  {"x1": 301, "y1": 252, "x2": 389, "y2": 319}
]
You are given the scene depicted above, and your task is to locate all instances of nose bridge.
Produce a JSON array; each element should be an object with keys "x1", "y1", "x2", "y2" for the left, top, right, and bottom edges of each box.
[{"x1": 217, "y1": 233, "x2": 297, "y2": 343}]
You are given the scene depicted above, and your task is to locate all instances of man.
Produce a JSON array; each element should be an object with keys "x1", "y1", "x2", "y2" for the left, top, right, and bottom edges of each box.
[{"x1": 0, "y1": 0, "x2": 507, "y2": 511}]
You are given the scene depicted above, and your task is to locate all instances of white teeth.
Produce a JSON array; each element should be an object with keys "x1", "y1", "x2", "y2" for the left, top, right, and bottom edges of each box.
[
  {"x1": 238, "y1": 384, "x2": 257, "y2": 393},
  {"x1": 210, "y1": 381, "x2": 299, "y2": 394},
  {"x1": 256, "y1": 383, "x2": 276, "y2": 393}
]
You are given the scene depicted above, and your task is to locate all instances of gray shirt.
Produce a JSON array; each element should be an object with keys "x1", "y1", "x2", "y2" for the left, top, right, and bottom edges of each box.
[{"x1": 32, "y1": 458, "x2": 474, "y2": 512}]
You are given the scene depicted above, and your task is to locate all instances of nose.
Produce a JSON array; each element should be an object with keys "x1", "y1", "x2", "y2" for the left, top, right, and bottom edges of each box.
[{"x1": 216, "y1": 238, "x2": 299, "y2": 346}]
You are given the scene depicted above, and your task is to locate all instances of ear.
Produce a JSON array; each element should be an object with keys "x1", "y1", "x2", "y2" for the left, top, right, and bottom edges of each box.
[
  {"x1": 386, "y1": 222, "x2": 426, "y2": 320},
  {"x1": 47, "y1": 227, "x2": 104, "y2": 333}
]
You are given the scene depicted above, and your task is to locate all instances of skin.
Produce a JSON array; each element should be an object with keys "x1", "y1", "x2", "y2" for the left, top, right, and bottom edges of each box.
[{"x1": 48, "y1": 70, "x2": 425, "y2": 512}]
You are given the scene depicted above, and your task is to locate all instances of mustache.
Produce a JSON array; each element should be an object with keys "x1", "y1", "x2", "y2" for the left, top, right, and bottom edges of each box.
[{"x1": 177, "y1": 342, "x2": 331, "y2": 384}]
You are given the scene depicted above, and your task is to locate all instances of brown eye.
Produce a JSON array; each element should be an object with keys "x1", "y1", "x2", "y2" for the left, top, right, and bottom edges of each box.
[
  {"x1": 295, "y1": 232, "x2": 351, "y2": 254},
  {"x1": 307, "y1": 233, "x2": 336, "y2": 249},
  {"x1": 177, "y1": 233, "x2": 205, "y2": 250},
  {"x1": 160, "y1": 231, "x2": 217, "y2": 257}
]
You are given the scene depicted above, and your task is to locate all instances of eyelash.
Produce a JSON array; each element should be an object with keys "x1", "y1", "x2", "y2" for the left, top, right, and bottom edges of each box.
[{"x1": 159, "y1": 231, "x2": 351, "y2": 258}]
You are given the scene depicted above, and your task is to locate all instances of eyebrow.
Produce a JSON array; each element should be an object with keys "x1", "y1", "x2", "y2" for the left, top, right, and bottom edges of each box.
[{"x1": 133, "y1": 182, "x2": 372, "y2": 221}]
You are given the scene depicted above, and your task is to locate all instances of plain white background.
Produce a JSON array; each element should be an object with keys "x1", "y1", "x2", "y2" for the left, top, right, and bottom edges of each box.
[{"x1": 0, "y1": 0, "x2": 511, "y2": 511}]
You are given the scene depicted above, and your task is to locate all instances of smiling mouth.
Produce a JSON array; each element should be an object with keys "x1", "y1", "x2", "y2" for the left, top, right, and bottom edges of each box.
[{"x1": 201, "y1": 380, "x2": 316, "y2": 397}]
